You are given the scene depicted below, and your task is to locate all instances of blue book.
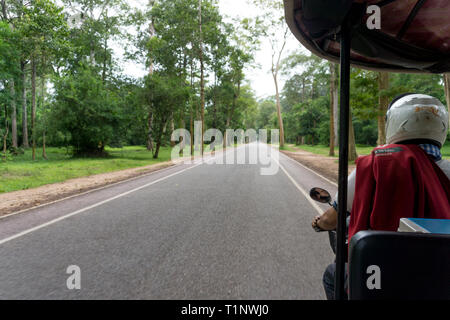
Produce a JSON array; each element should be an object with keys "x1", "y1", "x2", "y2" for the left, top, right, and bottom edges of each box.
[{"x1": 398, "y1": 218, "x2": 450, "y2": 235}]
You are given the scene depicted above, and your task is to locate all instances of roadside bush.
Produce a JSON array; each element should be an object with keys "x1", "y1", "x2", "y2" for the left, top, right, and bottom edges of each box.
[
  {"x1": 8, "y1": 146, "x2": 24, "y2": 156},
  {"x1": 50, "y1": 66, "x2": 121, "y2": 156}
]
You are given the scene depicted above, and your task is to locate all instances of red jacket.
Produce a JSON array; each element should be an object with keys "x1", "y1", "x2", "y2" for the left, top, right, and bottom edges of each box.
[{"x1": 348, "y1": 144, "x2": 450, "y2": 242}]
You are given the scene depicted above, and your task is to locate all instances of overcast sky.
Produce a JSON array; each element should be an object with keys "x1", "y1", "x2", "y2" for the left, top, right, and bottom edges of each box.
[{"x1": 119, "y1": 0, "x2": 306, "y2": 99}]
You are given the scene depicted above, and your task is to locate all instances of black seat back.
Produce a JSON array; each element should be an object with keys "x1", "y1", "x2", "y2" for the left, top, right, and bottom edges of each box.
[{"x1": 348, "y1": 231, "x2": 450, "y2": 300}]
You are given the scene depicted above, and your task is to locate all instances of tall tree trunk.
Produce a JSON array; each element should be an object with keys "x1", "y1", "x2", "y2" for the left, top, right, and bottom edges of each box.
[
  {"x1": 90, "y1": 42, "x2": 95, "y2": 65},
  {"x1": 333, "y1": 66, "x2": 339, "y2": 148},
  {"x1": 212, "y1": 73, "x2": 217, "y2": 128},
  {"x1": 348, "y1": 110, "x2": 358, "y2": 162},
  {"x1": 102, "y1": 35, "x2": 108, "y2": 83},
  {"x1": 444, "y1": 74, "x2": 450, "y2": 128},
  {"x1": 225, "y1": 79, "x2": 241, "y2": 147},
  {"x1": 2, "y1": 105, "x2": 8, "y2": 161},
  {"x1": 146, "y1": 111, "x2": 154, "y2": 151},
  {"x1": 377, "y1": 72, "x2": 390, "y2": 146},
  {"x1": 153, "y1": 137, "x2": 161, "y2": 159},
  {"x1": 271, "y1": 28, "x2": 288, "y2": 147},
  {"x1": 170, "y1": 113, "x2": 175, "y2": 147},
  {"x1": 190, "y1": 57, "x2": 195, "y2": 156},
  {"x1": 31, "y1": 57, "x2": 36, "y2": 160},
  {"x1": 190, "y1": 107, "x2": 194, "y2": 156},
  {"x1": 41, "y1": 72, "x2": 47, "y2": 160},
  {"x1": 329, "y1": 62, "x2": 337, "y2": 156},
  {"x1": 1, "y1": 0, "x2": 7, "y2": 20},
  {"x1": 198, "y1": 0, "x2": 205, "y2": 156},
  {"x1": 21, "y1": 61, "x2": 29, "y2": 148},
  {"x1": 146, "y1": 6, "x2": 155, "y2": 152},
  {"x1": 153, "y1": 118, "x2": 166, "y2": 159},
  {"x1": 10, "y1": 79, "x2": 17, "y2": 148},
  {"x1": 179, "y1": 114, "x2": 185, "y2": 156},
  {"x1": 273, "y1": 74, "x2": 285, "y2": 147},
  {"x1": 301, "y1": 78, "x2": 305, "y2": 102},
  {"x1": 89, "y1": 8, "x2": 95, "y2": 65}
]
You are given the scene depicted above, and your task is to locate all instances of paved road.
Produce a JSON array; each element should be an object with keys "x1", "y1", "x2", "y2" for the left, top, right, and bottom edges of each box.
[{"x1": 0, "y1": 143, "x2": 337, "y2": 299}]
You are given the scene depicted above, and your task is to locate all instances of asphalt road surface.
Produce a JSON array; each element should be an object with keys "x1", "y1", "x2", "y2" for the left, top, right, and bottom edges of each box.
[{"x1": 0, "y1": 143, "x2": 337, "y2": 300}]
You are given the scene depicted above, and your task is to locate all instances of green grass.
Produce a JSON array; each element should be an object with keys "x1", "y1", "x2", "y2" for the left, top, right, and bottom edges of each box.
[
  {"x1": 442, "y1": 142, "x2": 450, "y2": 159},
  {"x1": 0, "y1": 146, "x2": 174, "y2": 194},
  {"x1": 284, "y1": 142, "x2": 450, "y2": 160},
  {"x1": 0, "y1": 143, "x2": 236, "y2": 194}
]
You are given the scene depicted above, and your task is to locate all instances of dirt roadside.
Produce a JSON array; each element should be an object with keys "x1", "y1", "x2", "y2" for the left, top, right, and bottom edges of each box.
[
  {"x1": 0, "y1": 161, "x2": 175, "y2": 217},
  {"x1": 281, "y1": 148, "x2": 356, "y2": 183}
]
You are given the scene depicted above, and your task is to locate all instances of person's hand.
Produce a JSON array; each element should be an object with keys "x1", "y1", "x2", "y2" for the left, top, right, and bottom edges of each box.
[
  {"x1": 312, "y1": 215, "x2": 324, "y2": 232},
  {"x1": 312, "y1": 211, "x2": 337, "y2": 231}
]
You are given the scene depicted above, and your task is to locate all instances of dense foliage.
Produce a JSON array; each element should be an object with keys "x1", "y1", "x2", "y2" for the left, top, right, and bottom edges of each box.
[{"x1": 0, "y1": 0, "x2": 448, "y2": 161}]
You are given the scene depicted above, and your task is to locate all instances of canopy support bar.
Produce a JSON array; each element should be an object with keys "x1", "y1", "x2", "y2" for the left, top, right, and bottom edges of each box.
[
  {"x1": 335, "y1": 16, "x2": 351, "y2": 301},
  {"x1": 397, "y1": 0, "x2": 427, "y2": 40}
]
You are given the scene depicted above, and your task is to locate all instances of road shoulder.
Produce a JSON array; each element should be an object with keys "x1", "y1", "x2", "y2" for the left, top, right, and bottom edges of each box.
[
  {"x1": 280, "y1": 148, "x2": 356, "y2": 183},
  {"x1": 0, "y1": 161, "x2": 175, "y2": 217}
]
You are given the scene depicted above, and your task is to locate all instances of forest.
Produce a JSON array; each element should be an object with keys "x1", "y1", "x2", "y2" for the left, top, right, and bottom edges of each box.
[{"x1": 0, "y1": 0, "x2": 449, "y2": 166}]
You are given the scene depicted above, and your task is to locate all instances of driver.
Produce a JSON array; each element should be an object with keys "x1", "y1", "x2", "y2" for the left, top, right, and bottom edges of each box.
[{"x1": 312, "y1": 93, "x2": 450, "y2": 300}]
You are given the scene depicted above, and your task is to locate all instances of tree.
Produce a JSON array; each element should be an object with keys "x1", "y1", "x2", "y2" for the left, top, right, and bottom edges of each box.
[
  {"x1": 295, "y1": 97, "x2": 329, "y2": 145},
  {"x1": 223, "y1": 47, "x2": 252, "y2": 146},
  {"x1": 125, "y1": 0, "x2": 156, "y2": 151},
  {"x1": 377, "y1": 72, "x2": 390, "y2": 146},
  {"x1": 51, "y1": 65, "x2": 122, "y2": 155},
  {"x1": 62, "y1": 0, "x2": 128, "y2": 70},
  {"x1": 1, "y1": 2, "x2": 25, "y2": 149},
  {"x1": 348, "y1": 110, "x2": 358, "y2": 162},
  {"x1": 146, "y1": 0, "x2": 249, "y2": 154},
  {"x1": 1, "y1": 99, "x2": 8, "y2": 160},
  {"x1": 256, "y1": 99, "x2": 277, "y2": 130},
  {"x1": 271, "y1": 27, "x2": 288, "y2": 147},
  {"x1": 198, "y1": 0, "x2": 205, "y2": 155},
  {"x1": 281, "y1": 52, "x2": 329, "y2": 145},
  {"x1": 329, "y1": 62, "x2": 338, "y2": 156},
  {"x1": 443, "y1": 74, "x2": 450, "y2": 131},
  {"x1": 252, "y1": 0, "x2": 291, "y2": 147},
  {"x1": 19, "y1": 0, "x2": 68, "y2": 159},
  {"x1": 146, "y1": 73, "x2": 189, "y2": 158},
  {"x1": 0, "y1": 19, "x2": 20, "y2": 157}
]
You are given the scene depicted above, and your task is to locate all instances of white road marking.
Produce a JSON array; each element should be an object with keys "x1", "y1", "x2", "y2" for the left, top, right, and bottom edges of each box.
[
  {"x1": 0, "y1": 149, "x2": 234, "y2": 221},
  {"x1": 0, "y1": 163, "x2": 179, "y2": 221},
  {"x1": 0, "y1": 163, "x2": 203, "y2": 246},
  {"x1": 278, "y1": 151, "x2": 338, "y2": 187},
  {"x1": 0, "y1": 144, "x2": 320, "y2": 246},
  {"x1": 273, "y1": 156, "x2": 324, "y2": 215}
]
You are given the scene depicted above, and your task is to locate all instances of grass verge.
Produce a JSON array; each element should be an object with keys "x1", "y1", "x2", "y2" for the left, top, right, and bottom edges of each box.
[
  {"x1": 0, "y1": 143, "x2": 239, "y2": 194},
  {"x1": 0, "y1": 146, "x2": 174, "y2": 194}
]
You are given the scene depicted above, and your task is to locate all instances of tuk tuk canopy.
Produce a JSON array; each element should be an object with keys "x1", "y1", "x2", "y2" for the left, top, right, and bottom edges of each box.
[{"x1": 284, "y1": 0, "x2": 450, "y2": 74}]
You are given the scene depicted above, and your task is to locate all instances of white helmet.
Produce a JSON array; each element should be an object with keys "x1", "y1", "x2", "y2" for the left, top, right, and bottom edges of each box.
[{"x1": 386, "y1": 93, "x2": 449, "y2": 148}]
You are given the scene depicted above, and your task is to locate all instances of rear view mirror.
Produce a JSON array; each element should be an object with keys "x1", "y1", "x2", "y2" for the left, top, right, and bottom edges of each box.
[{"x1": 309, "y1": 187, "x2": 332, "y2": 204}]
